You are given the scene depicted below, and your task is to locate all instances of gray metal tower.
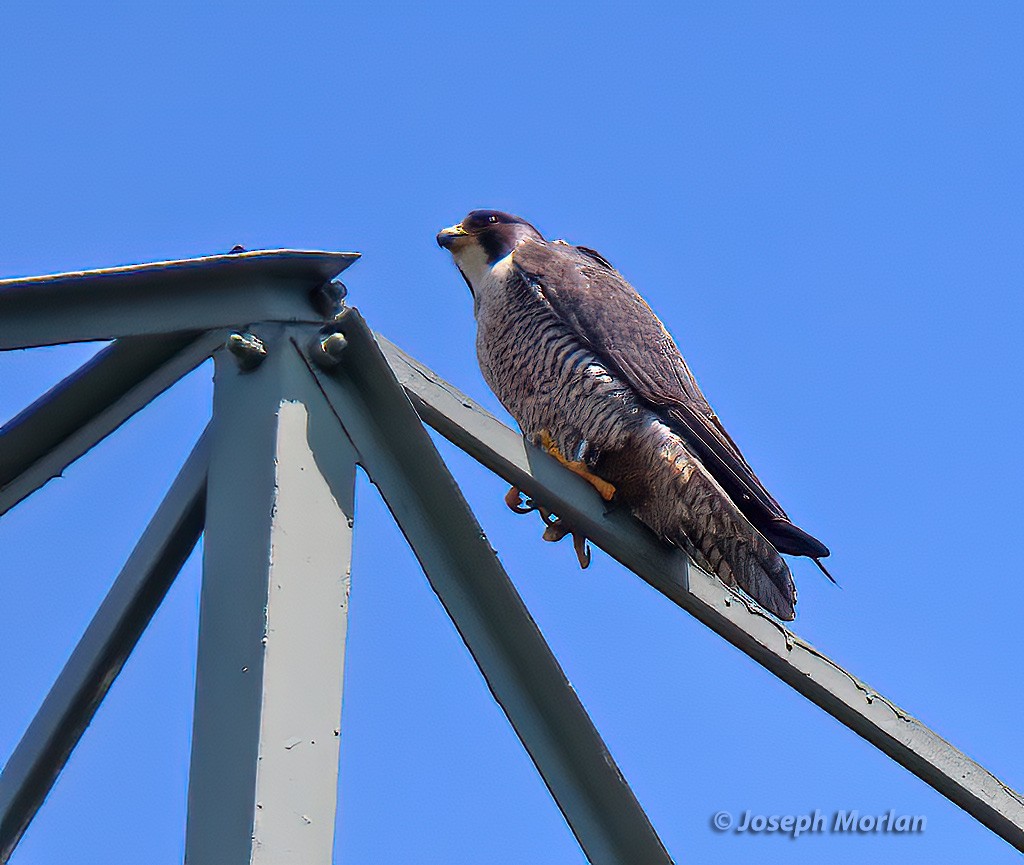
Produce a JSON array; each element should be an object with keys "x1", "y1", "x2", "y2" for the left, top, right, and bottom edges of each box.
[{"x1": 0, "y1": 251, "x2": 1021, "y2": 862}]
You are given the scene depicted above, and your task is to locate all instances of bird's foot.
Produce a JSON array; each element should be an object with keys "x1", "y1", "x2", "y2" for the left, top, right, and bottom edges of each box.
[
  {"x1": 541, "y1": 517, "x2": 592, "y2": 569},
  {"x1": 504, "y1": 485, "x2": 537, "y2": 514},
  {"x1": 536, "y1": 431, "x2": 617, "y2": 502},
  {"x1": 504, "y1": 485, "x2": 591, "y2": 569}
]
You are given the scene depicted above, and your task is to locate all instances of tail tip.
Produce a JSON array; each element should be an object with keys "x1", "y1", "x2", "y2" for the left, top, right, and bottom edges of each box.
[{"x1": 812, "y1": 557, "x2": 839, "y2": 586}]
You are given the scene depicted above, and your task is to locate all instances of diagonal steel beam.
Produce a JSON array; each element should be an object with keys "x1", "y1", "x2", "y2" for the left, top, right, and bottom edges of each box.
[
  {"x1": 0, "y1": 427, "x2": 210, "y2": 864},
  {"x1": 305, "y1": 311, "x2": 673, "y2": 865},
  {"x1": 185, "y1": 328, "x2": 356, "y2": 865},
  {"x1": 377, "y1": 333, "x2": 1024, "y2": 854},
  {"x1": 0, "y1": 249, "x2": 358, "y2": 349},
  {"x1": 0, "y1": 330, "x2": 224, "y2": 517}
]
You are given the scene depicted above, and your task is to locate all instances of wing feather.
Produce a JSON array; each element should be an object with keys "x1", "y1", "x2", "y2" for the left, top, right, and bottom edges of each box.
[{"x1": 512, "y1": 237, "x2": 829, "y2": 560}]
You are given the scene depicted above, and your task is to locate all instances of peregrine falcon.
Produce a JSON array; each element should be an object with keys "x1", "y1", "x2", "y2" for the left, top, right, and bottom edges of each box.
[{"x1": 437, "y1": 210, "x2": 829, "y2": 620}]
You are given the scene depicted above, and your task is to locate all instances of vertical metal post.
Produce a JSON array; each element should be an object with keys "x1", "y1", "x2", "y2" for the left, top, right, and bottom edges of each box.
[{"x1": 184, "y1": 325, "x2": 357, "y2": 865}]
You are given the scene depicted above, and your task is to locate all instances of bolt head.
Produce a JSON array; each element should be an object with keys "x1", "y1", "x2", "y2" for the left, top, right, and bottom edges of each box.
[
  {"x1": 226, "y1": 332, "x2": 267, "y2": 370},
  {"x1": 309, "y1": 330, "x2": 349, "y2": 368},
  {"x1": 310, "y1": 279, "x2": 348, "y2": 320},
  {"x1": 323, "y1": 332, "x2": 348, "y2": 356}
]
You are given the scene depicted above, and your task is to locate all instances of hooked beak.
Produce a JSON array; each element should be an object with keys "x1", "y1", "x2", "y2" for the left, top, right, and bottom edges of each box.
[{"x1": 436, "y1": 223, "x2": 468, "y2": 249}]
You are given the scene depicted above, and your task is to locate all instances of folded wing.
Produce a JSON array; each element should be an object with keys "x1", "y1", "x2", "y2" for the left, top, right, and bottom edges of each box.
[{"x1": 511, "y1": 237, "x2": 829, "y2": 561}]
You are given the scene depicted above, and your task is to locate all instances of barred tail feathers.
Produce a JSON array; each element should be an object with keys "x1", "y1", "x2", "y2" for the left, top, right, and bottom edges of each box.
[{"x1": 630, "y1": 425, "x2": 797, "y2": 621}]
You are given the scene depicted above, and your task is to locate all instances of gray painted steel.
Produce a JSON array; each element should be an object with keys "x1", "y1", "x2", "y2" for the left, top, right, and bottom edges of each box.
[
  {"x1": 185, "y1": 328, "x2": 356, "y2": 865},
  {"x1": 378, "y1": 334, "x2": 1024, "y2": 853},
  {"x1": 4, "y1": 238, "x2": 1015, "y2": 859},
  {"x1": 0, "y1": 249, "x2": 357, "y2": 349},
  {"x1": 0, "y1": 428, "x2": 209, "y2": 863},
  {"x1": 0, "y1": 330, "x2": 224, "y2": 516},
  {"x1": 308, "y1": 312, "x2": 673, "y2": 865}
]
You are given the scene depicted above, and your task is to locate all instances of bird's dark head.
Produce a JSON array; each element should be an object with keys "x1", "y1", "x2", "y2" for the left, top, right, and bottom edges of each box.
[{"x1": 437, "y1": 210, "x2": 543, "y2": 269}]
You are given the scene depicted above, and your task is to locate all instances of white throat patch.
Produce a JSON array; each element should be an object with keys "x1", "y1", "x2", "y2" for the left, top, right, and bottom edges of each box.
[{"x1": 454, "y1": 243, "x2": 514, "y2": 298}]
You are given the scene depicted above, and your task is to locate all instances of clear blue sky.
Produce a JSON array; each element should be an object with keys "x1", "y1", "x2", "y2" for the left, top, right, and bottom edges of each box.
[{"x1": 2, "y1": 3, "x2": 1022, "y2": 863}]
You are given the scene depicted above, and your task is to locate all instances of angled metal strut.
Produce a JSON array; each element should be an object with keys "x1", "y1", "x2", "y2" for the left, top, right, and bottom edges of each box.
[
  {"x1": 304, "y1": 313, "x2": 672, "y2": 865},
  {"x1": 0, "y1": 430, "x2": 209, "y2": 861},
  {"x1": 377, "y1": 334, "x2": 1024, "y2": 853},
  {"x1": 0, "y1": 331, "x2": 224, "y2": 516}
]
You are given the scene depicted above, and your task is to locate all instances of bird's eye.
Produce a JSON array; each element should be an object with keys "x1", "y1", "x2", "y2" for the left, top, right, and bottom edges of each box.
[{"x1": 488, "y1": 215, "x2": 498, "y2": 224}]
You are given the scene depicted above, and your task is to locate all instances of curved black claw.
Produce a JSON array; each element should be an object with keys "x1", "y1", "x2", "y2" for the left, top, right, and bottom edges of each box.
[
  {"x1": 504, "y1": 486, "x2": 537, "y2": 514},
  {"x1": 541, "y1": 517, "x2": 592, "y2": 570},
  {"x1": 542, "y1": 520, "x2": 571, "y2": 542},
  {"x1": 572, "y1": 533, "x2": 592, "y2": 569},
  {"x1": 505, "y1": 486, "x2": 591, "y2": 570}
]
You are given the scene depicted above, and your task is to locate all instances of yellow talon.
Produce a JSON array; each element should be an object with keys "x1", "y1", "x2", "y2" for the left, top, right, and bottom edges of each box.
[{"x1": 537, "y1": 431, "x2": 616, "y2": 502}]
